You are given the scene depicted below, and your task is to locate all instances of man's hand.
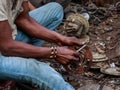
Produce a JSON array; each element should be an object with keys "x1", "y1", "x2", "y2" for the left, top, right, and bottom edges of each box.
[
  {"x1": 57, "y1": 35, "x2": 89, "y2": 46},
  {"x1": 55, "y1": 47, "x2": 79, "y2": 64}
]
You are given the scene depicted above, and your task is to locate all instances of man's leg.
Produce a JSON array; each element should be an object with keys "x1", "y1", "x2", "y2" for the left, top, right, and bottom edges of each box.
[
  {"x1": 0, "y1": 55, "x2": 75, "y2": 90},
  {"x1": 29, "y1": 2, "x2": 64, "y2": 30}
]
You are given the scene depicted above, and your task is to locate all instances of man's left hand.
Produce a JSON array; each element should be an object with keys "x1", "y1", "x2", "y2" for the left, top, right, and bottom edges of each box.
[{"x1": 57, "y1": 36, "x2": 89, "y2": 46}]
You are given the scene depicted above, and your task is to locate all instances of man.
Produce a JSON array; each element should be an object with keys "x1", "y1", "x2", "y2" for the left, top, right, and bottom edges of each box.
[{"x1": 0, "y1": 0, "x2": 84, "y2": 90}]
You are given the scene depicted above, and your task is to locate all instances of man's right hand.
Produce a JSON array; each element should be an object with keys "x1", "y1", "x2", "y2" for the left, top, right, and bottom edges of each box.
[{"x1": 55, "y1": 47, "x2": 80, "y2": 65}]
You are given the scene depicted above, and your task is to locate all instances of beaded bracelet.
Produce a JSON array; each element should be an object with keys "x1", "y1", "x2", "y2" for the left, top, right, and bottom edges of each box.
[{"x1": 49, "y1": 46, "x2": 57, "y2": 59}]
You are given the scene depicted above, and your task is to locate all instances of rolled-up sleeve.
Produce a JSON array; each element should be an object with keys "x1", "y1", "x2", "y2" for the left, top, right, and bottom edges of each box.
[{"x1": 0, "y1": 0, "x2": 8, "y2": 21}]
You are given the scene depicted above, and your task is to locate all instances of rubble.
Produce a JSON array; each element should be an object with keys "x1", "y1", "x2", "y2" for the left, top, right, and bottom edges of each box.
[{"x1": 57, "y1": 0, "x2": 120, "y2": 90}]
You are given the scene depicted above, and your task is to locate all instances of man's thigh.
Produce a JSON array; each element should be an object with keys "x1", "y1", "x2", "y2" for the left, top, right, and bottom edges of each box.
[
  {"x1": 29, "y1": 2, "x2": 63, "y2": 30},
  {"x1": 15, "y1": 29, "x2": 44, "y2": 46}
]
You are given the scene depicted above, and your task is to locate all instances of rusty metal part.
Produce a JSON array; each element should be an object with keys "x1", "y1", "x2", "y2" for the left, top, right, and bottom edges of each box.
[
  {"x1": 85, "y1": 2, "x2": 98, "y2": 14},
  {"x1": 63, "y1": 45, "x2": 93, "y2": 74},
  {"x1": 84, "y1": 1, "x2": 112, "y2": 25},
  {"x1": 86, "y1": 2, "x2": 109, "y2": 17},
  {"x1": 63, "y1": 13, "x2": 89, "y2": 38}
]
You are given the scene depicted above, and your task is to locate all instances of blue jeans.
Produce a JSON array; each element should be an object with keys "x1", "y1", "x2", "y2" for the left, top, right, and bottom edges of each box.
[{"x1": 0, "y1": 2, "x2": 75, "y2": 90}]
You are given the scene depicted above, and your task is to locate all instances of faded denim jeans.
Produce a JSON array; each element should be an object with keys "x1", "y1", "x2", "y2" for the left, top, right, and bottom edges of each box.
[{"x1": 0, "y1": 2, "x2": 75, "y2": 90}]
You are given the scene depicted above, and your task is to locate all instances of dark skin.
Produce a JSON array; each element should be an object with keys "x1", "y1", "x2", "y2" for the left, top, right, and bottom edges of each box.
[{"x1": 0, "y1": 1, "x2": 84, "y2": 64}]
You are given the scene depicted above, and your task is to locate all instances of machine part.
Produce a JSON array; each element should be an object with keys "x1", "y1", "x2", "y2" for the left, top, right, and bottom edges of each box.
[
  {"x1": 100, "y1": 67, "x2": 120, "y2": 76},
  {"x1": 90, "y1": 52, "x2": 108, "y2": 69},
  {"x1": 63, "y1": 45, "x2": 93, "y2": 74},
  {"x1": 85, "y1": 2, "x2": 98, "y2": 14},
  {"x1": 64, "y1": 13, "x2": 89, "y2": 38},
  {"x1": 76, "y1": 44, "x2": 87, "y2": 52},
  {"x1": 92, "y1": 52, "x2": 108, "y2": 62}
]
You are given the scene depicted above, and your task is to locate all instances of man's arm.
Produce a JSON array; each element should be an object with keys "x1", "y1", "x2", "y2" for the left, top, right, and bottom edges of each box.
[
  {"x1": 0, "y1": 21, "x2": 79, "y2": 64},
  {"x1": 15, "y1": 1, "x2": 64, "y2": 44},
  {"x1": 0, "y1": 20, "x2": 51, "y2": 58},
  {"x1": 0, "y1": 1, "x2": 82, "y2": 64}
]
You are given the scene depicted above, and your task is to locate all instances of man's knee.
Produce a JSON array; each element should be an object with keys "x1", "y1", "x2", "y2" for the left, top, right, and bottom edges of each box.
[{"x1": 46, "y1": 2, "x2": 64, "y2": 17}]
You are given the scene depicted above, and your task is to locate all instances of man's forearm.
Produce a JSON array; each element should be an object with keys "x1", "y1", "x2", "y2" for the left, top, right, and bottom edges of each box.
[
  {"x1": 15, "y1": 1, "x2": 63, "y2": 44},
  {"x1": 0, "y1": 20, "x2": 51, "y2": 59},
  {"x1": 1, "y1": 40, "x2": 51, "y2": 59},
  {"x1": 16, "y1": 15, "x2": 63, "y2": 44}
]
